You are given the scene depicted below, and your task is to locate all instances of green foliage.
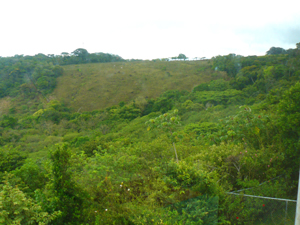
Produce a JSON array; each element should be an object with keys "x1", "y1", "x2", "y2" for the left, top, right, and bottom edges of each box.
[
  {"x1": 184, "y1": 122, "x2": 218, "y2": 135},
  {"x1": 177, "y1": 100, "x2": 204, "y2": 115},
  {"x1": 0, "y1": 115, "x2": 18, "y2": 128},
  {"x1": 212, "y1": 54, "x2": 242, "y2": 77},
  {"x1": 266, "y1": 47, "x2": 287, "y2": 55},
  {"x1": 206, "y1": 106, "x2": 277, "y2": 149},
  {"x1": 278, "y1": 82, "x2": 300, "y2": 175},
  {"x1": 278, "y1": 82, "x2": 300, "y2": 142},
  {"x1": 109, "y1": 103, "x2": 141, "y2": 121},
  {"x1": 162, "y1": 195, "x2": 219, "y2": 225},
  {"x1": 0, "y1": 50, "x2": 123, "y2": 101},
  {"x1": 32, "y1": 100, "x2": 71, "y2": 124},
  {"x1": 152, "y1": 98, "x2": 172, "y2": 114},
  {"x1": 119, "y1": 101, "x2": 125, "y2": 107},
  {"x1": 70, "y1": 136, "x2": 90, "y2": 147},
  {"x1": 0, "y1": 146, "x2": 27, "y2": 174},
  {"x1": 0, "y1": 173, "x2": 60, "y2": 224},
  {"x1": 62, "y1": 132, "x2": 81, "y2": 142},
  {"x1": 151, "y1": 95, "x2": 177, "y2": 113},
  {"x1": 49, "y1": 143, "x2": 87, "y2": 224},
  {"x1": 0, "y1": 55, "x2": 63, "y2": 98},
  {"x1": 71, "y1": 48, "x2": 89, "y2": 62},
  {"x1": 80, "y1": 151, "x2": 150, "y2": 224},
  {"x1": 178, "y1": 53, "x2": 187, "y2": 60},
  {"x1": 188, "y1": 142, "x2": 286, "y2": 197},
  {"x1": 146, "y1": 109, "x2": 181, "y2": 163},
  {"x1": 146, "y1": 109, "x2": 181, "y2": 142},
  {"x1": 171, "y1": 53, "x2": 187, "y2": 60},
  {"x1": 161, "y1": 90, "x2": 189, "y2": 101},
  {"x1": 0, "y1": 44, "x2": 300, "y2": 224},
  {"x1": 13, "y1": 159, "x2": 48, "y2": 194},
  {"x1": 211, "y1": 50, "x2": 300, "y2": 97},
  {"x1": 188, "y1": 89, "x2": 244, "y2": 106},
  {"x1": 235, "y1": 65, "x2": 260, "y2": 89},
  {"x1": 60, "y1": 48, "x2": 124, "y2": 65},
  {"x1": 193, "y1": 79, "x2": 230, "y2": 92},
  {"x1": 165, "y1": 161, "x2": 218, "y2": 194}
]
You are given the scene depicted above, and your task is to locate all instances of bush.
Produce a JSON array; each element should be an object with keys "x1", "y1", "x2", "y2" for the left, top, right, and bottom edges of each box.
[
  {"x1": 0, "y1": 146, "x2": 27, "y2": 174},
  {"x1": 0, "y1": 174, "x2": 60, "y2": 224}
]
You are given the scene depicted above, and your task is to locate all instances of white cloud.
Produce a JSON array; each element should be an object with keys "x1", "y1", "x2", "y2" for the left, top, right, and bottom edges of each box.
[{"x1": 0, "y1": 0, "x2": 299, "y2": 59}]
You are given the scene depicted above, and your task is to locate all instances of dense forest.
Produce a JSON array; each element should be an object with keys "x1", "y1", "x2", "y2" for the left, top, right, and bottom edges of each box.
[{"x1": 0, "y1": 43, "x2": 300, "y2": 224}]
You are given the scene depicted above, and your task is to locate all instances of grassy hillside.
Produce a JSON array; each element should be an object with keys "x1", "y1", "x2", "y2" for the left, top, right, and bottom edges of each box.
[{"x1": 52, "y1": 60, "x2": 227, "y2": 111}]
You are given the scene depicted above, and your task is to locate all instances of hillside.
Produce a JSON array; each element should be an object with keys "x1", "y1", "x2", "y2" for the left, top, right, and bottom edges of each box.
[
  {"x1": 1, "y1": 44, "x2": 300, "y2": 224},
  {"x1": 52, "y1": 60, "x2": 226, "y2": 111}
]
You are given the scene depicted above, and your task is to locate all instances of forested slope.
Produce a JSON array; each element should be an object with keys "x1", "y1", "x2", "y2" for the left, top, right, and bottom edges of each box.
[{"x1": 0, "y1": 44, "x2": 300, "y2": 224}]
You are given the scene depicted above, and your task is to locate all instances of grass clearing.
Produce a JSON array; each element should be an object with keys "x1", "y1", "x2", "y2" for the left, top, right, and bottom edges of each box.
[{"x1": 52, "y1": 60, "x2": 227, "y2": 112}]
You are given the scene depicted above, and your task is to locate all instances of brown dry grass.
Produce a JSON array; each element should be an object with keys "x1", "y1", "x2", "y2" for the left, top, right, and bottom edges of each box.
[{"x1": 52, "y1": 60, "x2": 227, "y2": 112}]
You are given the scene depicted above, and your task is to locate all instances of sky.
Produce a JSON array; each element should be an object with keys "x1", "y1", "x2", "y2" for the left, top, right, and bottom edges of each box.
[{"x1": 1, "y1": 0, "x2": 299, "y2": 60}]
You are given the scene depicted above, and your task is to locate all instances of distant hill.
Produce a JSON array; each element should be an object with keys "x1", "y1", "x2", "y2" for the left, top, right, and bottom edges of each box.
[{"x1": 52, "y1": 60, "x2": 227, "y2": 112}]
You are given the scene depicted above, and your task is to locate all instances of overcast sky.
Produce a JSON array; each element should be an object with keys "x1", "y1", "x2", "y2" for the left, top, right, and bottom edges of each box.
[{"x1": 1, "y1": 0, "x2": 299, "y2": 60}]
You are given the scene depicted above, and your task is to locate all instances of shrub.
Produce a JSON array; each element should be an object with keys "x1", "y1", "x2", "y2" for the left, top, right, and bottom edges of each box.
[{"x1": 0, "y1": 173, "x2": 60, "y2": 224}]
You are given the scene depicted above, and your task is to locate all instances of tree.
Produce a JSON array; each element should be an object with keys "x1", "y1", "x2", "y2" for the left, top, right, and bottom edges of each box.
[
  {"x1": 178, "y1": 53, "x2": 187, "y2": 60},
  {"x1": 71, "y1": 48, "x2": 89, "y2": 62},
  {"x1": 266, "y1": 47, "x2": 287, "y2": 55},
  {"x1": 0, "y1": 146, "x2": 27, "y2": 174},
  {"x1": 278, "y1": 82, "x2": 300, "y2": 175},
  {"x1": 61, "y1": 52, "x2": 69, "y2": 57},
  {"x1": 35, "y1": 53, "x2": 48, "y2": 62},
  {"x1": 0, "y1": 115, "x2": 18, "y2": 128},
  {"x1": 146, "y1": 109, "x2": 181, "y2": 163},
  {"x1": 212, "y1": 54, "x2": 242, "y2": 77},
  {"x1": 50, "y1": 143, "x2": 86, "y2": 224}
]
